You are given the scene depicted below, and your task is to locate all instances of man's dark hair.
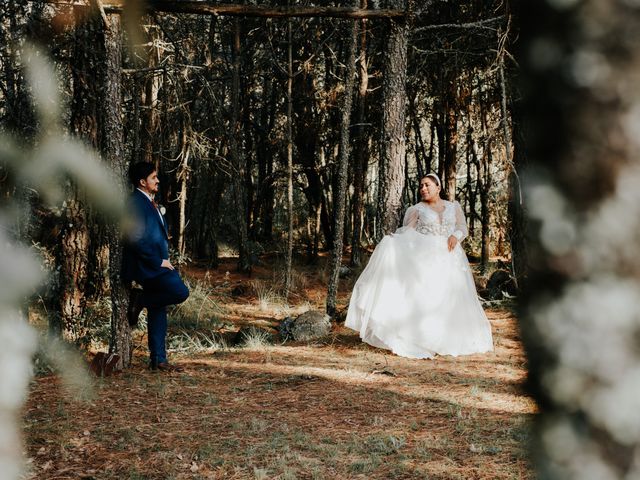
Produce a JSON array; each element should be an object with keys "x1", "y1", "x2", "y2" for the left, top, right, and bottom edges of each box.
[{"x1": 128, "y1": 162, "x2": 156, "y2": 188}]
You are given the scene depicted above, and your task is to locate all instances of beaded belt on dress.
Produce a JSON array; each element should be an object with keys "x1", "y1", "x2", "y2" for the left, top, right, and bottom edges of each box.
[{"x1": 416, "y1": 224, "x2": 451, "y2": 236}]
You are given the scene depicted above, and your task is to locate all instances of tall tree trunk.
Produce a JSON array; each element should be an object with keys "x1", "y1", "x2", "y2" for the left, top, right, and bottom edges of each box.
[
  {"x1": 230, "y1": 19, "x2": 250, "y2": 273},
  {"x1": 327, "y1": 17, "x2": 358, "y2": 317},
  {"x1": 103, "y1": 13, "x2": 131, "y2": 369},
  {"x1": 57, "y1": 5, "x2": 102, "y2": 344},
  {"x1": 519, "y1": 2, "x2": 640, "y2": 476},
  {"x1": 57, "y1": 196, "x2": 89, "y2": 342},
  {"x1": 254, "y1": 74, "x2": 275, "y2": 241},
  {"x1": 349, "y1": 0, "x2": 369, "y2": 267},
  {"x1": 409, "y1": 91, "x2": 429, "y2": 180},
  {"x1": 479, "y1": 89, "x2": 491, "y2": 273},
  {"x1": 465, "y1": 123, "x2": 477, "y2": 238},
  {"x1": 480, "y1": 146, "x2": 491, "y2": 273},
  {"x1": 140, "y1": 24, "x2": 160, "y2": 165},
  {"x1": 443, "y1": 77, "x2": 458, "y2": 201},
  {"x1": 428, "y1": 118, "x2": 436, "y2": 174},
  {"x1": 377, "y1": 2, "x2": 409, "y2": 237},
  {"x1": 284, "y1": 16, "x2": 294, "y2": 298},
  {"x1": 435, "y1": 106, "x2": 446, "y2": 182},
  {"x1": 177, "y1": 121, "x2": 190, "y2": 258},
  {"x1": 504, "y1": 59, "x2": 527, "y2": 288}
]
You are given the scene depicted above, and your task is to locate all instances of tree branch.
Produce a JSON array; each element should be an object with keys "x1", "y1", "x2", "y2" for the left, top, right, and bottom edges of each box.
[
  {"x1": 414, "y1": 16, "x2": 506, "y2": 32},
  {"x1": 45, "y1": 1, "x2": 406, "y2": 19}
]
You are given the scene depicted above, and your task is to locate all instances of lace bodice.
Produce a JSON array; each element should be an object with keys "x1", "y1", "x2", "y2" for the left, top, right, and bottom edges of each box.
[{"x1": 399, "y1": 201, "x2": 468, "y2": 241}]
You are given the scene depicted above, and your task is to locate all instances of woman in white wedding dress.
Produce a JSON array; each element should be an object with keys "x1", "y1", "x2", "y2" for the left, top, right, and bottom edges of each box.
[{"x1": 345, "y1": 173, "x2": 493, "y2": 359}]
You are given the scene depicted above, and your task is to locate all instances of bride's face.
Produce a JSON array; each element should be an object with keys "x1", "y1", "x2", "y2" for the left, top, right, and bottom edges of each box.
[{"x1": 420, "y1": 177, "x2": 440, "y2": 201}]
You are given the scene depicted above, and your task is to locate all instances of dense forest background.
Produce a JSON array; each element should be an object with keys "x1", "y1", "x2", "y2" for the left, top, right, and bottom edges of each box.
[{"x1": 0, "y1": 0, "x2": 520, "y2": 343}]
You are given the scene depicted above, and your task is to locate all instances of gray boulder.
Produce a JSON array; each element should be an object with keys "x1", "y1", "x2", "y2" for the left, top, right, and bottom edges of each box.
[{"x1": 290, "y1": 310, "x2": 331, "y2": 342}]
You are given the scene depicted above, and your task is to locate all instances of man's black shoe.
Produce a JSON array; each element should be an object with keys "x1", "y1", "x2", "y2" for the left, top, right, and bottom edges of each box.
[
  {"x1": 127, "y1": 288, "x2": 144, "y2": 327},
  {"x1": 150, "y1": 361, "x2": 184, "y2": 372}
]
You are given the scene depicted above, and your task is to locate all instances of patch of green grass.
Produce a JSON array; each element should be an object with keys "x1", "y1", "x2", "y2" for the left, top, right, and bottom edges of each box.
[
  {"x1": 349, "y1": 455, "x2": 381, "y2": 474},
  {"x1": 446, "y1": 403, "x2": 463, "y2": 418},
  {"x1": 253, "y1": 467, "x2": 270, "y2": 480},
  {"x1": 291, "y1": 429, "x2": 310, "y2": 446},
  {"x1": 249, "y1": 417, "x2": 269, "y2": 434},
  {"x1": 127, "y1": 468, "x2": 152, "y2": 480},
  {"x1": 239, "y1": 327, "x2": 273, "y2": 349},
  {"x1": 251, "y1": 280, "x2": 286, "y2": 311},
  {"x1": 169, "y1": 277, "x2": 224, "y2": 329},
  {"x1": 415, "y1": 440, "x2": 432, "y2": 461},
  {"x1": 220, "y1": 437, "x2": 240, "y2": 449},
  {"x1": 167, "y1": 330, "x2": 228, "y2": 354},
  {"x1": 364, "y1": 434, "x2": 406, "y2": 456}
]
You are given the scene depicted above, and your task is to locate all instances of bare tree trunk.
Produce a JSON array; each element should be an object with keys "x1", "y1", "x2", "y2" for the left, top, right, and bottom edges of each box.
[
  {"x1": 435, "y1": 106, "x2": 446, "y2": 182},
  {"x1": 141, "y1": 24, "x2": 160, "y2": 165},
  {"x1": 519, "y1": 2, "x2": 640, "y2": 477},
  {"x1": 409, "y1": 91, "x2": 429, "y2": 180},
  {"x1": 327, "y1": 17, "x2": 358, "y2": 317},
  {"x1": 57, "y1": 197, "x2": 89, "y2": 342},
  {"x1": 230, "y1": 18, "x2": 250, "y2": 273},
  {"x1": 349, "y1": 0, "x2": 369, "y2": 267},
  {"x1": 284, "y1": 16, "x2": 294, "y2": 298},
  {"x1": 428, "y1": 118, "x2": 436, "y2": 174},
  {"x1": 102, "y1": 13, "x2": 131, "y2": 369},
  {"x1": 255, "y1": 74, "x2": 276, "y2": 242},
  {"x1": 377, "y1": 2, "x2": 409, "y2": 237},
  {"x1": 503, "y1": 57, "x2": 527, "y2": 288},
  {"x1": 56, "y1": 5, "x2": 101, "y2": 343},
  {"x1": 479, "y1": 89, "x2": 491, "y2": 273},
  {"x1": 177, "y1": 122, "x2": 190, "y2": 257},
  {"x1": 480, "y1": 146, "x2": 491, "y2": 272},
  {"x1": 465, "y1": 123, "x2": 477, "y2": 238},
  {"x1": 443, "y1": 78, "x2": 458, "y2": 201}
]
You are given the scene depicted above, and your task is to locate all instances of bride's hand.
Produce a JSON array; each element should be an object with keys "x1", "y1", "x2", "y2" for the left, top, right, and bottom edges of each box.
[{"x1": 447, "y1": 235, "x2": 457, "y2": 252}]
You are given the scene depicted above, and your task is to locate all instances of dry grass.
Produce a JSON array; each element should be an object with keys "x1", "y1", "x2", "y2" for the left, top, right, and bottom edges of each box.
[{"x1": 23, "y1": 257, "x2": 535, "y2": 480}]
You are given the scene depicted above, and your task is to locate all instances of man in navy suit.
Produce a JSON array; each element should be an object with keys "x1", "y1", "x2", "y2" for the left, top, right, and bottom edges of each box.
[{"x1": 122, "y1": 162, "x2": 189, "y2": 372}]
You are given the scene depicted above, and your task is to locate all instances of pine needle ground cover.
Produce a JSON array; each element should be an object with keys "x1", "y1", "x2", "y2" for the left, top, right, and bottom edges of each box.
[{"x1": 23, "y1": 259, "x2": 535, "y2": 479}]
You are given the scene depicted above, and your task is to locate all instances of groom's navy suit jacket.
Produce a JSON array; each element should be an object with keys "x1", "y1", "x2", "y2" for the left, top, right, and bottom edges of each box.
[{"x1": 122, "y1": 189, "x2": 170, "y2": 283}]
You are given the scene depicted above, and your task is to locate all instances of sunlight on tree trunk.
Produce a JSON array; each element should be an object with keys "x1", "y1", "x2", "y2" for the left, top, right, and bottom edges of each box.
[
  {"x1": 377, "y1": 1, "x2": 409, "y2": 237},
  {"x1": 327, "y1": 15, "x2": 358, "y2": 318},
  {"x1": 177, "y1": 124, "x2": 191, "y2": 258},
  {"x1": 284, "y1": 16, "x2": 294, "y2": 299}
]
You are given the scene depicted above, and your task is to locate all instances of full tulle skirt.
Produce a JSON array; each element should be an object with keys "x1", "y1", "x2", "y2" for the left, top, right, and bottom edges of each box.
[{"x1": 345, "y1": 230, "x2": 493, "y2": 359}]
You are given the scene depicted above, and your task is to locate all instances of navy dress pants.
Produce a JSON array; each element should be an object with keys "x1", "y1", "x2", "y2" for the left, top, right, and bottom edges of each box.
[{"x1": 140, "y1": 269, "x2": 189, "y2": 364}]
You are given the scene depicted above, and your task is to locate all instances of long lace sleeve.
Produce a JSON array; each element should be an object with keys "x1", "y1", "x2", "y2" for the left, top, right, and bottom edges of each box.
[
  {"x1": 453, "y1": 201, "x2": 468, "y2": 242},
  {"x1": 403, "y1": 205, "x2": 418, "y2": 228},
  {"x1": 394, "y1": 205, "x2": 418, "y2": 234}
]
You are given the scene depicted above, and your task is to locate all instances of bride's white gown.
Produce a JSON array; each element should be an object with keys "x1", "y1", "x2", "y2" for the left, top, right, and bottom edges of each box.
[{"x1": 346, "y1": 200, "x2": 493, "y2": 359}]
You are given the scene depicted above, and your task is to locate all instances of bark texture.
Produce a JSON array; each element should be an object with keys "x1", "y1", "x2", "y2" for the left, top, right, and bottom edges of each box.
[
  {"x1": 103, "y1": 13, "x2": 131, "y2": 369},
  {"x1": 377, "y1": 4, "x2": 409, "y2": 237},
  {"x1": 326, "y1": 17, "x2": 358, "y2": 317}
]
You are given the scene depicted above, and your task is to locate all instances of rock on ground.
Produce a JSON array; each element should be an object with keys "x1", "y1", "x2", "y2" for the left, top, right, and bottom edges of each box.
[{"x1": 289, "y1": 310, "x2": 331, "y2": 342}]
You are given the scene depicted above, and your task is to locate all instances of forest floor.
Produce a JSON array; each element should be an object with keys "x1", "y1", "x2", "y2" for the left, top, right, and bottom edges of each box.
[{"x1": 23, "y1": 255, "x2": 536, "y2": 480}]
